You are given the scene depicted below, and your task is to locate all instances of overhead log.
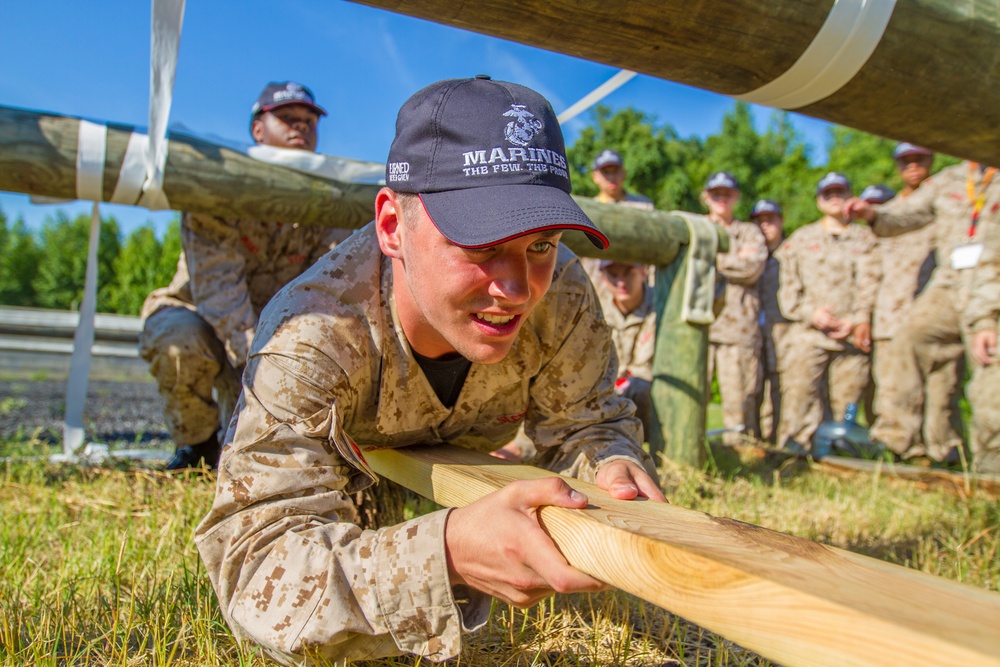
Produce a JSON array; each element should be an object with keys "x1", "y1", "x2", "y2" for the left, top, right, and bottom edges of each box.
[
  {"x1": 364, "y1": 444, "x2": 1000, "y2": 667},
  {"x1": 0, "y1": 105, "x2": 725, "y2": 265},
  {"x1": 352, "y1": 0, "x2": 1000, "y2": 165}
]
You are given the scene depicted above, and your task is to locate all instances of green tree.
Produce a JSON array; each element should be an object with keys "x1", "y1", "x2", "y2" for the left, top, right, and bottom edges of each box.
[
  {"x1": 566, "y1": 105, "x2": 702, "y2": 212},
  {"x1": 32, "y1": 211, "x2": 121, "y2": 311},
  {"x1": 0, "y1": 213, "x2": 42, "y2": 306},
  {"x1": 106, "y1": 215, "x2": 182, "y2": 315}
]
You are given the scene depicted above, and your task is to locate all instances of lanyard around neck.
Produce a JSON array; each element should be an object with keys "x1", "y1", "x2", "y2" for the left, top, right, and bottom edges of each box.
[{"x1": 966, "y1": 162, "x2": 997, "y2": 238}]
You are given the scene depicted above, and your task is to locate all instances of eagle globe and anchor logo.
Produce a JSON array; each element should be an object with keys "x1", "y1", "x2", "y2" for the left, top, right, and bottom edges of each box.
[{"x1": 503, "y1": 104, "x2": 543, "y2": 146}]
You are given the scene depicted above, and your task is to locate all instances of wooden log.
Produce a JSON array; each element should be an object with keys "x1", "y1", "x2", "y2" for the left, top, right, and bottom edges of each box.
[
  {"x1": 0, "y1": 105, "x2": 725, "y2": 264},
  {"x1": 352, "y1": 0, "x2": 1000, "y2": 165},
  {"x1": 363, "y1": 444, "x2": 1000, "y2": 667},
  {"x1": 819, "y1": 456, "x2": 1000, "y2": 499}
]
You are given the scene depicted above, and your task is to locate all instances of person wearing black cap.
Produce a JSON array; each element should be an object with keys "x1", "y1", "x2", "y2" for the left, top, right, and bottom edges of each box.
[
  {"x1": 699, "y1": 171, "x2": 768, "y2": 443},
  {"x1": 138, "y1": 81, "x2": 351, "y2": 470},
  {"x1": 863, "y1": 146, "x2": 965, "y2": 464},
  {"x1": 846, "y1": 154, "x2": 1000, "y2": 472},
  {"x1": 776, "y1": 173, "x2": 880, "y2": 452},
  {"x1": 195, "y1": 76, "x2": 663, "y2": 665},
  {"x1": 750, "y1": 199, "x2": 788, "y2": 443}
]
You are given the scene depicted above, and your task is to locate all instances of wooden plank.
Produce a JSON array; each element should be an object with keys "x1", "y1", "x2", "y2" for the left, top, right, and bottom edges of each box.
[
  {"x1": 820, "y1": 456, "x2": 1000, "y2": 499},
  {"x1": 0, "y1": 104, "x2": 725, "y2": 265},
  {"x1": 353, "y1": 0, "x2": 1000, "y2": 165},
  {"x1": 362, "y1": 444, "x2": 1000, "y2": 667}
]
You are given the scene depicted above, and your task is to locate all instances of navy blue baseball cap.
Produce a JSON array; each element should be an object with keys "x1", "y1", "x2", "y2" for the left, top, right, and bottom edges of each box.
[
  {"x1": 593, "y1": 149, "x2": 624, "y2": 170},
  {"x1": 893, "y1": 143, "x2": 933, "y2": 161},
  {"x1": 751, "y1": 199, "x2": 783, "y2": 218},
  {"x1": 816, "y1": 172, "x2": 852, "y2": 195},
  {"x1": 386, "y1": 76, "x2": 608, "y2": 249},
  {"x1": 860, "y1": 184, "x2": 896, "y2": 204},
  {"x1": 704, "y1": 171, "x2": 740, "y2": 192}
]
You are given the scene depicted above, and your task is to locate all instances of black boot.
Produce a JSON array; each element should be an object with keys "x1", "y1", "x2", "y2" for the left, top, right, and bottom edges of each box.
[{"x1": 165, "y1": 433, "x2": 221, "y2": 470}]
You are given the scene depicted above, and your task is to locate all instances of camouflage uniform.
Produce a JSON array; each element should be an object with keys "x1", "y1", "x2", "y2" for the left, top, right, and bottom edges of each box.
[
  {"x1": 139, "y1": 212, "x2": 350, "y2": 446},
  {"x1": 869, "y1": 162, "x2": 1000, "y2": 464},
  {"x1": 708, "y1": 220, "x2": 767, "y2": 441},
  {"x1": 776, "y1": 221, "x2": 880, "y2": 448},
  {"x1": 195, "y1": 224, "x2": 652, "y2": 665},
  {"x1": 964, "y1": 229, "x2": 1000, "y2": 474},
  {"x1": 598, "y1": 283, "x2": 657, "y2": 440},
  {"x1": 870, "y1": 212, "x2": 964, "y2": 460},
  {"x1": 756, "y1": 248, "x2": 789, "y2": 442}
]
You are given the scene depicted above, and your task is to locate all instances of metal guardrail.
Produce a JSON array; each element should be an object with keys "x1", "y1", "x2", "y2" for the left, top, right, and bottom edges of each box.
[{"x1": 0, "y1": 305, "x2": 141, "y2": 357}]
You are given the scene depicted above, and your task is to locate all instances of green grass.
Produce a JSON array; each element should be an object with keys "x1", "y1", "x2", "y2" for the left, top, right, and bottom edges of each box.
[{"x1": 1, "y1": 437, "x2": 997, "y2": 666}]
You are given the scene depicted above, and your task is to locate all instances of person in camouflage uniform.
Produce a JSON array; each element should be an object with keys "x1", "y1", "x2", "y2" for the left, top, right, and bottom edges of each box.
[
  {"x1": 865, "y1": 145, "x2": 964, "y2": 463},
  {"x1": 777, "y1": 173, "x2": 880, "y2": 451},
  {"x1": 965, "y1": 230, "x2": 1000, "y2": 474},
  {"x1": 597, "y1": 260, "x2": 656, "y2": 441},
  {"x1": 700, "y1": 172, "x2": 767, "y2": 442},
  {"x1": 847, "y1": 160, "x2": 1000, "y2": 470},
  {"x1": 139, "y1": 82, "x2": 352, "y2": 470},
  {"x1": 750, "y1": 199, "x2": 787, "y2": 443},
  {"x1": 195, "y1": 77, "x2": 664, "y2": 666}
]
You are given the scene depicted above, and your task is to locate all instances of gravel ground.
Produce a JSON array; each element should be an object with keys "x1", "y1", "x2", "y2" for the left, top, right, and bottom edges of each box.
[{"x1": 0, "y1": 378, "x2": 172, "y2": 448}]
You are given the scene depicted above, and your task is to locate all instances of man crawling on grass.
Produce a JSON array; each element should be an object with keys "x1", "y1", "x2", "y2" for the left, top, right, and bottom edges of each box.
[{"x1": 195, "y1": 76, "x2": 664, "y2": 665}]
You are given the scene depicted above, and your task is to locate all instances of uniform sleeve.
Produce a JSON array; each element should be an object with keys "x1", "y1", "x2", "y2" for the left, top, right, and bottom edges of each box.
[
  {"x1": 851, "y1": 229, "x2": 882, "y2": 326},
  {"x1": 775, "y1": 237, "x2": 811, "y2": 324},
  {"x1": 716, "y1": 223, "x2": 767, "y2": 285},
  {"x1": 872, "y1": 177, "x2": 939, "y2": 238},
  {"x1": 525, "y1": 268, "x2": 657, "y2": 480},
  {"x1": 964, "y1": 232, "x2": 1000, "y2": 333},
  {"x1": 308, "y1": 226, "x2": 354, "y2": 266},
  {"x1": 182, "y1": 212, "x2": 257, "y2": 367},
  {"x1": 195, "y1": 331, "x2": 484, "y2": 665}
]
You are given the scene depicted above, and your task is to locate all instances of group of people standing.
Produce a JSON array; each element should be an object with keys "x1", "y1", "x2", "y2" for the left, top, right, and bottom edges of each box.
[{"x1": 587, "y1": 143, "x2": 999, "y2": 475}]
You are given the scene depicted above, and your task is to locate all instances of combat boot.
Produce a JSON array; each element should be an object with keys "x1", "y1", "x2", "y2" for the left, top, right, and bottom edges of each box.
[{"x1": 165, "y1": 433, "x2": 221, "y2": 470}]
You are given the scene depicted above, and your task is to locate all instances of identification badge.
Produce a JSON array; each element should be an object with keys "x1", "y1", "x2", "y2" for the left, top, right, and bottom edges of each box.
[{"x1": 951, "y1": 243, "x2": 983, "y2": 269}]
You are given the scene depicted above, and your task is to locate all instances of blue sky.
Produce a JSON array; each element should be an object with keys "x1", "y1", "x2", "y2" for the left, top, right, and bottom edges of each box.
[{"x1": 0, "y1": 0, "x2": 835, "y2": 237}]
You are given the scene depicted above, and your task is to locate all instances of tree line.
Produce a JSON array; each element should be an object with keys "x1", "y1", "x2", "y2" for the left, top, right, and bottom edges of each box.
[{"x1": 0, "y1": 102, "x2": 959, "y2": 316}]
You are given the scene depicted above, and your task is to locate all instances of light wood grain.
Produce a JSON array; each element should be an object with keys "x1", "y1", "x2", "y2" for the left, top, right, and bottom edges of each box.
[{"x1": 363, "y1": 444, "x2": 1000, "y2": 667}]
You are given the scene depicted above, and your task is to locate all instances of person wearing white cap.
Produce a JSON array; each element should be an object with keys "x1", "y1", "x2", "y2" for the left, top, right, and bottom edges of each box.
[
  {"x1": 196, "y1": 76, "x2": 663, "y2": 665},
  {"x1": 699, "y1": 171, "x2": 768, "y2": 443},
  {"x1": 750, "y1": 199, "x2": 788, "y2": 443},
  {"x1": 846, "y1": 153, "x2": 1000, "y2": 473},
  {"x1": 862, "y1": 145, "x2": 965, "y2": 464},
  {"x1": 776, "y1": 173, "x2": 881, "y2": 451}
]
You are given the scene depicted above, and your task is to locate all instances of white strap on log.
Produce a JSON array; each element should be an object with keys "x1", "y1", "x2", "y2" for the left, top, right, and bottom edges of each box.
[
  {"x1": 557, "y1": 69, "x2": 637, "y2": 124},
  {"x1": 735, "y1": 0, "x2": 896, "y2": 109},
  {"x1": 136, "y1": 0, "x2": 185, "y2": 211}
]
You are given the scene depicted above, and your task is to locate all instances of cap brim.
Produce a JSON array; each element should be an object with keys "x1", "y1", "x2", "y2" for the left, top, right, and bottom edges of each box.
[
  {"x1": 420, "y1": 184, "x2": 609, "y2": 250},
  {"x1": 894, "y1": 149, "x2": 932, "y2": 160},
  {"x1": 260, "y1": 100, "x2": 327, "y2": 116}
]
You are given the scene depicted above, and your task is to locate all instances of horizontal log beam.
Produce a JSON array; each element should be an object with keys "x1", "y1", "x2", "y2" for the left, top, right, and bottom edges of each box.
[
  {"x1": 353, "y1": 0, "x2": 1000, "y2": 165},
  {"x1": 362, "y1": 444, "x2": 1000, "y2": 667},
  {"x1": 0, "y1": 105, "x2": 723, "y2": 265}
]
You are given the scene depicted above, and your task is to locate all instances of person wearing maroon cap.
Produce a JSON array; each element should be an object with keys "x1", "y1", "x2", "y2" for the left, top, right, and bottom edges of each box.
[
  {"x1": 862, "y1": 145, "x2": 965, "y2": 464},
  {"x1": 138, "y1": 81, "x2": 349, "y2": 470},
  {"x1": 196, "y1": 76, "x2": 663, "y2": 665},
  {"x1": 776, "y1": 173, "x2": 881, "y2": 452}
]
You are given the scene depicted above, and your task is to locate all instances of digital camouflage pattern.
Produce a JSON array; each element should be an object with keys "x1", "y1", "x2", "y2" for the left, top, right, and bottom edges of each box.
[
  {"x1": 139, "y1": 213, "x2": 350, "y2": 444},
  {"x1": 708, "y1": 220, "x2": 766, "y2": 441},
  {"x1": 869, "y1": 162, "x2": 1000, "y2": 461},
  {"x1": 195, "y1": 224, "x2": 652, "y2": 665},
  {"x1": 776, "y1": 220, "x2": 880, "y2": 447},
  {"x1": 964, "y1": 228, "x2": 1000, "y2": 473},
  {"x1": 871, "y1": 219, "x2": 937, "y2": 341},
  {"x1": 598, "y1": 283, "x2": 656, "y2": 438},
  {"x1": 757, "y1": 251, "x2": 790, "y2": 442}
]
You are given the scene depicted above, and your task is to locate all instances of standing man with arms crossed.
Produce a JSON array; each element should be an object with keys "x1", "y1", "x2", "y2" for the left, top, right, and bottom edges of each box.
[
  {"x1": 196, "y1": 76, "x2": 664, "y2": 665},
  {"x1": 750, "y1": 199, "x2": 787, "y2": 443},
  {"x1": 701, "y1": 172, "x2": 768, "y2": 442},
  {"x1": 777, "y1": 173, "x2": 880, "y2": 452},
  {"x1": 847, "y1": 158, "x2": 1000, "y2": 473},
  {"x1": 140, "y1": 81, "x2": 351, "y2": 470},
  {"x1": 865, "y1": 144, "x2": 964, "y2": 464}
]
